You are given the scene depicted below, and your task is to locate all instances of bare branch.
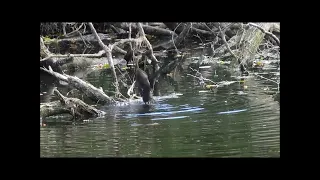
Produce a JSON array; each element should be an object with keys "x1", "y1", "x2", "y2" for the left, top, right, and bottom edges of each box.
[
  {"x1": 41, "y1": 67, "x2": 114, "y2": 104},
  {"x1": 113, "y1": 46, "x2": 127, "y2": 54},
  {"x1": 137, "y1": 23, "x2": 159, "y2": 63},
  {"x1": 219, "y1": 26, "x2": 239, "y2": 59},
  {"x1": 88, "y1": 23, "x2": 120, "y2": 95},
  {"x1": 172, "y1": 23, "x2": 182, "y2": 53},
  {"x1": 63, "y1": 23, "x2": 85, "y2": 37}
]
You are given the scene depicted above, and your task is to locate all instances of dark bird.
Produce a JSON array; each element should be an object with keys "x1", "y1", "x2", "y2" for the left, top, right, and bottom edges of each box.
[
  {"x1": 135, "y1": 67, "x2": 152, "y2": 104},
  {"x1": 124, "y1": 44, "x2": 153, "y2": 104}
]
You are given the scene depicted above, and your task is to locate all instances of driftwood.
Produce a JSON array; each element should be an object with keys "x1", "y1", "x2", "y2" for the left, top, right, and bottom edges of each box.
[
  {"x1": 40, "y1": 89, "x2": 105, "y2": 120},
  {"x1": 114, "y1": 23, "x2": 178, "y2": 37},
  {"x1": 42, "y1": 34, "x2": 127, "y2": 56},
  {"x1": 53, "y1": 88, "x2": 105, "y2": 119},
  {"x1": 40, "y1": 66, "x2": 115, "y2": 105},
  {"x1": 191, "y1": 27, "x2": 214, "y2": 37},
  {"x1": 40, "y1": 55, "x2": 74, "y2": 69},
  {"x1": 89, "y1": 22, "x2": 161, "y2": 97},
  {"x1": 40, "y1": 101, "x2": 71, "y2": 118},
  {"x1": 40, "y1": 22, "x2": 280, "y2": 120},
  {"x1": 153, "y1": 22, "x2": 192, "y2": 50},
  {"x1": 164, "y1": 22, "x2": 220, "y2": 38},
  {"x1": 114, "y1": 22, "x2": 217, "y2": 42}
]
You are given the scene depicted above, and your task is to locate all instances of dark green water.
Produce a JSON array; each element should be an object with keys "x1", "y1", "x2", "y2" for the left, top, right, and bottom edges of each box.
[{"x1": 40, "y1": 49, "x2": 280, "y2": 157}]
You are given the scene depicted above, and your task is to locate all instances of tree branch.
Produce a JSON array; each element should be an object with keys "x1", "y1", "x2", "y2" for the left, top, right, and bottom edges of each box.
[{"x1": 88, "y1": 22, "x2": 120, "y2": 95}]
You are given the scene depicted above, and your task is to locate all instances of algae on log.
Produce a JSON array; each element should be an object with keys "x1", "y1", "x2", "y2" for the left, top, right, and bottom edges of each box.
[
  {"x1": 237, "y1": 23, "x2": 280, "y2": 65},
  {"x1": 53, "y1": 89, "x2": 105, "y2": 119},
  {"x1": 62, "y1": 56, "x2": 127, "y2": 71},
  {"x1": 213, "y1": 23, "x2": 280, "y2": 66},
  {"x1": 40, "y1": 36, "x2": 52, "y2": 58},
  {"x1": 40, "y1": 89, "x2": 106, "y2": 119},
  {"x1": 43, "y1": 33, "x2": 127, "y2": 55},
  {"x1": 40, "y1": 101, "x2": 71, "y2": 118}
]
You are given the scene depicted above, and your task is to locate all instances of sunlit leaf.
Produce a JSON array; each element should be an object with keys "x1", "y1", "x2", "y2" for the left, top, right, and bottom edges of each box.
[
  {"x1": 103, "y1": 64, "x2": 110, "y2": 68},
  {"x1": 167, "y1": 73, "x2": 173, "y2": 77},
  {"x1": 205, "y1": 85, "x2": 217, "y2": 89}
]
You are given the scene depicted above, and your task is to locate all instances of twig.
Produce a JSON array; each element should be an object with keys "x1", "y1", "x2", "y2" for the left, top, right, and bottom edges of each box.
[
  {"x1": 172, "y1": 23, "x2": 182, "y2": 53},
  {"x1": 127, "y1": 80, "x2": 136, "y2": 98}
]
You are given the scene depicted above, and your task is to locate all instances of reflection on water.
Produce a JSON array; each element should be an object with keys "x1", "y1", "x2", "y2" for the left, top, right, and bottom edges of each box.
[{"x1": 40, "y1": 48, "x2": 280, "y2": 157}]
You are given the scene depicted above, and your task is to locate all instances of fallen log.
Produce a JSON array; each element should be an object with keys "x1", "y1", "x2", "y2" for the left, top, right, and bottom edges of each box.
[
  {"x1": 153, "y1": 22, "x2": 192, "y2": 50},
  {"x1": 113, "y1": 23, "x2": 178, "y2": 37},
  {"x1": 40, "y1": 66, "x2": 115, "y2": 105},
  {"x1": 63, "y1": 57, "x2": 127, "y2": 72},
  {"x1": 54, "y1": 88, "x2": 105, "y2": 119},
  {"x1": 40, "y1": 89, "x2": 106, "y2": 120},
  {"x1": 163, "y1": 22, "x2": 183, "y2": 33},
  {"x1": 40, "y1": 101, "x2": 71, "y2": 118},
  {"x1": 43, "y1": 33, "x2": 127, "y2": 55},
  {"x1": 164, "y1": 22, "x2": 219, "y2": 38},
  {"x1": 190, "y1": 27, "x2": 214, "y2": 37},
  {"x1": 40, "y1": 55, "x2": 74, "y2": 69}
]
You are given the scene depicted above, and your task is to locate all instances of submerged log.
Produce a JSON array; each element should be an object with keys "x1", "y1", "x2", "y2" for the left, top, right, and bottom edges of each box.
[
  {"x1": 40, "y1": 101, "x2": 71, "y2": 118},
  {"x1": 40, "y1": 89, "x2": 105, "y2": 120},
  {"x1": 54, "y1": 89, "x2": 105, "y2": 119}
]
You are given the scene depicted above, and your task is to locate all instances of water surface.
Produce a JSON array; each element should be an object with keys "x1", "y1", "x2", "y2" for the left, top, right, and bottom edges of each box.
[{"x1": 40, "y1": 47, "x2": 280, "y2": 157}]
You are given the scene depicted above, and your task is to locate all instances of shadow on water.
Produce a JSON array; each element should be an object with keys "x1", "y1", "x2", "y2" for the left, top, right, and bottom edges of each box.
[{"x1": 40, "y1": 47, "x2": 280, "y2": 157}]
